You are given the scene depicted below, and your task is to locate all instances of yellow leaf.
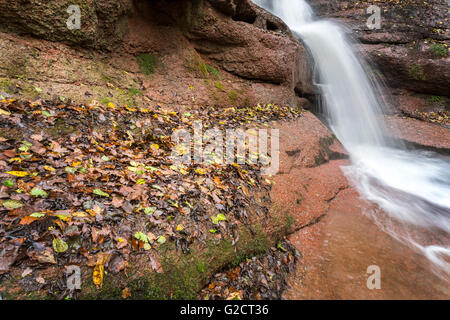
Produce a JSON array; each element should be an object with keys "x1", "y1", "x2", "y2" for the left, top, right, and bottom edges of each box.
[
  {"x1": 43, "y1": 165, "x2": 56, "y2": 172},
  {"x1": 176, "y1": 224, "x2": 184, "y2": 231},
  {"x1": 195, "y1": 168, "x2": 206, "y2": 175},
  {"x1": 107, "y1": 102, "x2": 116, "y2": 109},
  {"x1": 0, "y1": 108, "x2": 11, "y2": 116},
  {"x1": 179, "y1": 168, "x2": 189, "y2": 175},
  {"x1": 55, "y1": 214, "x2": 71, "y2": 222},
  {"x1": 93, "y1": 264, "x2": 104, "y2": 286},
  {"x1": 151, "y1": 144, "x2": 160, "y2": 150},
  {"x1": 6, "y1": 171, "x2": 29, "y2": 177},
  {"x1": 72, "y1": 211, "x2": 89, "y2": 218},
  {"x1": 72, "y1": 161, "x2": 81, "y2": 167}
]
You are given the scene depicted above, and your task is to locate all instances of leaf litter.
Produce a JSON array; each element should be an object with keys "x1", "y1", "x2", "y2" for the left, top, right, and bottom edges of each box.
[{"x1": 0, "y1": 98, "x2": 304, "y2": 299}]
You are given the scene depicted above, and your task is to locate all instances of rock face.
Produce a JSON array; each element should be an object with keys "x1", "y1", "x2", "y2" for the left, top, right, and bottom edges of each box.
[
  {"x1": 0, "y1": 0, "x2": 313, "y2": 108},
  {"x1": 309, "y1": 0, "x2": 449, "y2": 105},
  {"x1": 0, "y1": 0, "x2": 132, "y2": 49}
]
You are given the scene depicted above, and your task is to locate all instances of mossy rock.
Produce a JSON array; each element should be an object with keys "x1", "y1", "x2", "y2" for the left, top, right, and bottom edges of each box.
[{"x1": 0, "y1": 0, "x2": 132, "y2": 49}]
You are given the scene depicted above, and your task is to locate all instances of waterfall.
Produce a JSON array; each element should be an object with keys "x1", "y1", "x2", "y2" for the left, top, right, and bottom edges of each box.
[{"x1": 253, "y1": 0, "x2": 450, "y2": 278}]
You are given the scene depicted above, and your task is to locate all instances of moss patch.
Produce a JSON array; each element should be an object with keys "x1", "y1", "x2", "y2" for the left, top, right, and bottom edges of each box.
[
  {"x1": 429, "y1": 43, "x2": 448, "y2": 58},
  {"x1": 80, "y1": 208, "x2": 292, "y2": 300},
  {"x1": 136, "y1": 54, "x2": 158, "y2": 75},
  {"x1": 407, "y1": 63, "x2": 425, "y2": 81}
]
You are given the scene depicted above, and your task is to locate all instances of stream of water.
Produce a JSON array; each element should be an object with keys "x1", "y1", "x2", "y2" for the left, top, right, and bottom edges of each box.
[{"x1": 253, "y1": 0, "x2": 450, "y2": 280}]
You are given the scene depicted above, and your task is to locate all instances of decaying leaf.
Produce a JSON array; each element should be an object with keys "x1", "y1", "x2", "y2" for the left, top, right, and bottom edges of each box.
[
  {"x1": 52, "y1": 238, "x2": 69, "y2": 253},
  {"x1": 93, "y1": 264, "x2": 104, "y2": 286}
]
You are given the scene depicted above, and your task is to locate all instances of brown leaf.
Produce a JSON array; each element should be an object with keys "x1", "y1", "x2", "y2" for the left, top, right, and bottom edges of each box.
[
  {"x1": 111, "y1": 196, "x2": 124, "y2": 208},
  {"x1": 108, "y1": 254, "x2": 128, "y2": 274},
  {"x1": 0, "y1": 242, "x2": 20, "y2": 275},
  {"x1": 19, "y1": 216, "x2": 39, "y2": 225},
  {"x1": 34, "y1": 248, "x2": 57, "y2": 265},
  {"x1": 122, "y1": 287, "x2": 131, "y2": 299}
]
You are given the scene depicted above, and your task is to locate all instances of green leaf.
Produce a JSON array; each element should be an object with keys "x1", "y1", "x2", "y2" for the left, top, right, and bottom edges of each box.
[
  {"x1": 2, "y1": 199, "x2": 23, "y2": 209},
  {"x1": 168, "y1": 200, "x2": 178, "y2": 208},
  {"x1": 52, "y1": 238, "x2": 68, "y2": 253},
  {"x1": 157, "y1": 235, "x2": 166, "y2": 244},
  {"x1": 134, "y1": 232, "x2": 149, "y2": 243},
  {"x1": 277, "y1": 243, "x2": 287, "y2": 252},
  {"x1": 41, "y1": 110, "x2": 52, "y2": 117},
  {"x1": 152, "y1": 185, "x2": 163, "y2": 191},
  {"x1": 65, "y1": 167, "x2": 77, "y2": 174},
  {"x1": 35, "y1": 87, "x2": 43, "y2": 94},
  {"x1": 30, "y1": 212, "x2": 45, "y2": 218},
  {"x1": 144, "y1": 207, "x2": 156, "y2": 215},
  {"x1": 136, "y1": 179, "x2": 146, "y2": 185},
  {"x1": 211, "y1": 213, "x2": 227, "y2": 225},
  {"x1": 93, "y1": 189, "x2": 109, "y2": 197},
  {"x1": 19, "y1": 141, "x2": 32, "y2": 152},
  {"x1": 3, "y1": 179, "x2": 14, "y2": 187},
  {"x1": 209, "y1": 229, "x2": 217, "y2": 233},
  {"x1": 30, "y1": 187, "x2": 48, "y2": 198},
  {"x1": 101, "y1": 155, "x2": 109, "y2": 162}
]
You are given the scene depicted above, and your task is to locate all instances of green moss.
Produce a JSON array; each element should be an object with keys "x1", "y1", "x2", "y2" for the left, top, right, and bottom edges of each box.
[
  {"x1": 429, "y1": 43, "x2": 448, "y2": 58},
  {"x1": 228, "y1": 90, "x2": 239, "y2": 103},
  {"x1": 407, "y1": 63, "x2": 425, "y2": 81},
  {"x1": 80, "y1": 222, "x2": 278, "y2": 300},
  {"x1": 185, "y1": 54, "x2": 220, "y2": 79},
  {"x1": 215, "y1": 81, "x2": 224, "y2": 90},
  {"x1": 0, "y1": 78, "x2": 13, "y2": 93},
  {"x1": 136, "y1": 54, "x2": 157, "y2": 75},
  {"x1": 206, "y1": 65, "x2": 220, "y2": 79},
  {"x1": 427, "y1": 96, "x2": 442, "y2": 104},
  {"x1": 100, "y1": 97, "x2": 111, "y2": 105},
  {"x1": 128, "y1": 88, "x2": 141, "y2": 96}
]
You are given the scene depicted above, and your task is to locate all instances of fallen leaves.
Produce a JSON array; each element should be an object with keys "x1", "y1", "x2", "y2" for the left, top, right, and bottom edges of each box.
[{"x1": 0, "y1": 98, "x2": 301, "y2": 298}]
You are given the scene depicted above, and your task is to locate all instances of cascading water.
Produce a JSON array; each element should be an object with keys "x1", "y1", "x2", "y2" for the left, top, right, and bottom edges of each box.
[{"x1": 253, "y1": 0, "x2": 450, "y2": 279}]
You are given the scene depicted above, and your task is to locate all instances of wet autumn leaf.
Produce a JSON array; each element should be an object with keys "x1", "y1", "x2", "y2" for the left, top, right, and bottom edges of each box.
[
  {"x1": 52, "y1": 238, "x2": 69, "y2": 253},
  {"x1": 122, "y1": 287, "x2": 131, "y2": 299},
  {"x1": 93, "y1": 264, "x2": 104, "y2": 286},
  {"x1": 2, "y1": 199, "x2": 23, "y2": 209},
  {"x1": 93, "y1": 189, "x2": 109, "y2": 197},
  {"x1": 6, "y1": 171, "x2": 28, "y2": 177},
  {"x1": 19, "y1": 216, "x2": 39, "y2": 225},
  {"x1": 157, "y1": 235, "x2": 166, "y2": 244},
  {"x1": 30, "y1": 187, "x2": 48, "y2": 198}
]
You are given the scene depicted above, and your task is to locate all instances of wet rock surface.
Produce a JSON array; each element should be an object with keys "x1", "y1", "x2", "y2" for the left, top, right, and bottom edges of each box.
[{"x1": 385, "y1": 115, "x2": 450, "y2": 151}]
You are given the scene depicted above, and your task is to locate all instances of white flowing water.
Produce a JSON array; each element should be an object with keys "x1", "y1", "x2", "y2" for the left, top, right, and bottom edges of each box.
[{"x1": 253, "y1": 0, "x2": 450, "y2": 278}]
